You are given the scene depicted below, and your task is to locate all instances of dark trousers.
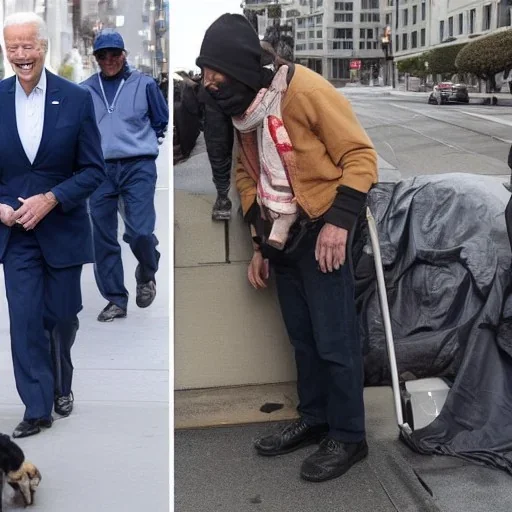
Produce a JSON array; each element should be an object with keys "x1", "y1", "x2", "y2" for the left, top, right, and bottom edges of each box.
[
  {"x1": 203, "y1": 104, "x2": 233, "y2": 197},
  {"x1": 3, "y1": 229, "x2": 82, "y2": 421},
  {"x1": 270, "y1": 225, "x2": 366, "y2": 442},
  {"x1": 90, "y1": 157, "x2": 160, "y2": 310}
]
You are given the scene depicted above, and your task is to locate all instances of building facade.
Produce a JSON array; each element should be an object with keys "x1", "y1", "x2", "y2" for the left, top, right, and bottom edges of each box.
[
  {"x1": 243, "y1": 0, "x2": 512, "y2": 86},
  {"x1": 295, "y1": 0, "x2": 385, "y2": 83},
  {"x1": 243, "y1": 0, "x2": 389, "y2": 85},
  {"x1": 138, "y1": 0, "x2": 168, "y2": 77},
  {"x1": 392, "y1": 0, "x2": 512, "y2": 60}
]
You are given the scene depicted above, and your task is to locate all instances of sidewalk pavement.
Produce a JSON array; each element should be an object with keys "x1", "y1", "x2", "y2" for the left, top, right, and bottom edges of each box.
[{"x1": 0, "y1": 140, "x2": 169, "y2": 511}]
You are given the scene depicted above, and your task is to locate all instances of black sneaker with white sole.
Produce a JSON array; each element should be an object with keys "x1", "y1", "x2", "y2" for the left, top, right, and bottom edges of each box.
[
  {"x1": 212, "y1": 196, "x2": 232, "y2": 221},
  {"x1": 54, "y1": 392, "x2": 74, "y2": 417}
]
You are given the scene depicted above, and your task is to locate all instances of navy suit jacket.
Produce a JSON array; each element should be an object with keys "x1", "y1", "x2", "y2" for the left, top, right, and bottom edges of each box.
[{"x1": 0, "y1": 70, "x2": 106, "y2": 267}]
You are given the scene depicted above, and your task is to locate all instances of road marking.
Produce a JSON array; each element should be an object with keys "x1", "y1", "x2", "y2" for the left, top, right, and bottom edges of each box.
[
  {"x1": 389, "y1": 103, "x2": 512, "y2": 144},
  {"x1": 460, "y1": 110, "x2": 512, "y2": 127}
]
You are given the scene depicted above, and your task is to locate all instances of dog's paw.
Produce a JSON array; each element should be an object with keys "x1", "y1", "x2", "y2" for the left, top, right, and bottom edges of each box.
[{"x1": 7, "y1": 461, "x2": 41, "y2": 505}]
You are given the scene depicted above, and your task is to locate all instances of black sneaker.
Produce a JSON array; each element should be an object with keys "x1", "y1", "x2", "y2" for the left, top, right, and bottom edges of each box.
[
  {"x1": 97, "y1": 302, "x2": 127, "y2": 322},
  {"x1": 300, "y1": 437, "x2": 368, "y2": 482},
  {"x1": 212, "y1": 196, "x2": 232, "y2": 221},
  {"x1": 136, "y1": 280, "x2": 156, "y2": 308},
  {"x1": 54, "y1": 392, "x2": 74, "y2": 417}
]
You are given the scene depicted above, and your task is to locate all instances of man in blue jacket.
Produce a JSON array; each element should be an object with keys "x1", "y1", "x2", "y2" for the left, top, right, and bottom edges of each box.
[
  {"x1": 82, "y1": 30, "x2": 169, "y2": 322},
  {"x1": 0, "y1": 12, "x2": 106, "y2": 437}
]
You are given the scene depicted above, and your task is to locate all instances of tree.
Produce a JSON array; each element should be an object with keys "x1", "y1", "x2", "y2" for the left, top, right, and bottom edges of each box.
[
  {"x1": 80, "y1": 14, "x2": 100, "y2": 55},
  {"x1": 455, "y1": 29, "x2": 512, "y2": 91},
  {"x1": 427, "y1": 43, "x2": 467, "y2": 79},
  {"x1": 71, "y1": 0, "x2": 81, "y2": 46},
  {"x1": 243, "y1": 9, "x2": 263, "y2": 33},
  {"x1": 267, "y1": 4, "x2": 282, "y2": 19},
  {"x1": 397, "y1": 53, "x2": 430, "y2": 80}
]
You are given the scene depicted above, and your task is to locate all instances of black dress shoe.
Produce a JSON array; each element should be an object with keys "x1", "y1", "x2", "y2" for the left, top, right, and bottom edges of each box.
[
  {"x1": 55, "y1": 392, "x2": 74, "y2": 417},
  {"x1": 136, "y1": 280, "x2": 156, "y2": 308},
  {"x1": 301, "y1": 437, "x2": 368, "y2": 482},
  {"x1": 254, "y1": 419, "x2": 328, "y2": 456},
  {"x1": 12, "y1": 418, "x2": 53, "y2": 439},
  {"x1": 97, "y1": 302, "x2": 127, "y2": 322}
]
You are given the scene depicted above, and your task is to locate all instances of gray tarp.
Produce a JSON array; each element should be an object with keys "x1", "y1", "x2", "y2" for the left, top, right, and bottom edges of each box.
[{"x1": 353, "y1": 173, "x2": 512, "y2": 474}]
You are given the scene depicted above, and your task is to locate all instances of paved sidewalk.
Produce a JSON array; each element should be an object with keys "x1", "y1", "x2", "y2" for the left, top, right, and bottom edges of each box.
[{"x1": 0, "y1": 141, "x2": 169, "y2": 511}]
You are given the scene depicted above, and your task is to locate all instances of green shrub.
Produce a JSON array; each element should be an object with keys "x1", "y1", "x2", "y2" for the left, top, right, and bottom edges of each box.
[
  {"x1": 397, "y1": 53, "x2": 430, "y2": 78},
  {"x1": 268, "y1": 4, "x2": 282, "y2": 19},
  {"x1": 58, "y1": 64, "x2": 74, "y2": 81},
  {"x1": 428, "y1": 43, "x2": 467, "y2": 78},
  {"x1": 455, "y1": 29, "x2": 512, "y2": 81}
]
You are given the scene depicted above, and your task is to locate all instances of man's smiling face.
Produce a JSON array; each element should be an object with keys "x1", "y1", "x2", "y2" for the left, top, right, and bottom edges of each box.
[{"x1": 4, "y1": 22, "x2": 46, "y2": 94}]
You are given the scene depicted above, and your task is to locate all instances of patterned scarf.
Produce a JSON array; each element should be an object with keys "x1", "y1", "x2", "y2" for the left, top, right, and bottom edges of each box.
[{"x1": 233, "y1": 65, "x2": 298, "y2": 250}]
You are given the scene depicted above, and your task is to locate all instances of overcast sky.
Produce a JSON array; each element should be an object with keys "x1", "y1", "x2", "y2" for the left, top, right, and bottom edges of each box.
[{"x1": 170, "y1": 0, "x2": 243, "y2": 72}]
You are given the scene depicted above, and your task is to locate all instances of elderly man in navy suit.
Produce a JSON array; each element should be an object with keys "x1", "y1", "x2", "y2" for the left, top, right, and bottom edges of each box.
[{"x1": 0, "y1": 12, "x2": 106, "y2": 438}]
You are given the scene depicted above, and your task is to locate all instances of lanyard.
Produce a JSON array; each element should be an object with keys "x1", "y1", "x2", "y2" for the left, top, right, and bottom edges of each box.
[{"x1": 98, "y1": 72, "x2": 125, "y2": 114}]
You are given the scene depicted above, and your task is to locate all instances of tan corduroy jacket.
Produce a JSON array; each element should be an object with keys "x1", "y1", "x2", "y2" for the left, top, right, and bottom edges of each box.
[{"x1": 235, "y1": 64, "x2": 378, "y2": 228}]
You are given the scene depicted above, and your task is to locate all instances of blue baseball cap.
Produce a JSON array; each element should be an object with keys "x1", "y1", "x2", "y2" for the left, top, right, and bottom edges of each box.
[{"x1": 93, "y1": 29, "x2": 125, "y2": 54}]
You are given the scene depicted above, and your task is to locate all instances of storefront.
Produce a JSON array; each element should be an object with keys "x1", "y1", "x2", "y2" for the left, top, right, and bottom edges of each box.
[{"x1": 329, "y1": 57, "x2": 382, "y2": 85}]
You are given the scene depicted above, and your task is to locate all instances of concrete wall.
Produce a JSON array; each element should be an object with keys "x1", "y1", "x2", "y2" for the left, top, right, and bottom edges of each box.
[{"x1": 174, "y1": 147, "x2": 296, "y2": 390}]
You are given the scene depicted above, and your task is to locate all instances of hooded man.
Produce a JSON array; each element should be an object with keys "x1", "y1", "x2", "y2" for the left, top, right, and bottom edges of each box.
[
  {"x1": 199, "y1": 27, "x2": 295, "y2": 221},
  {"x1": 196, "y1": 14, "x2": 378, "y2": 482}
]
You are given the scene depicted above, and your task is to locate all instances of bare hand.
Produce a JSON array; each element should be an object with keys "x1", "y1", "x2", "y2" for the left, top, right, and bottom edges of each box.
[
  {"x1": 0, "y1": 204, "x2": 16, "y2": 227},
  {"x1": 12, "y1": 193, "x2": 57, "y2": 230},
  {"x1": 315, "y1": 223, "x2": 348, "y2": 273},
  {"x1": 248, "y1": 250, "x2": 270, "y2": 289}
]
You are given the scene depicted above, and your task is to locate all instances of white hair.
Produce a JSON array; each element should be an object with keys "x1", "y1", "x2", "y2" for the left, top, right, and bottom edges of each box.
[{"x1": 4, "y1": 12, "x2": 48, "y2": 46}]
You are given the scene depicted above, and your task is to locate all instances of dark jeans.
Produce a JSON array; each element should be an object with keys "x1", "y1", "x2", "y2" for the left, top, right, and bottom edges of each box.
[
  {"x1": 270, "y1": 223, "x2": 366, "y2": 442},
  {"x1": 203, "y1": 103, "x2": 233, "y2": 197},
  {"x1": 89, "y1": 157, "x2": 160, "y2": 310}
]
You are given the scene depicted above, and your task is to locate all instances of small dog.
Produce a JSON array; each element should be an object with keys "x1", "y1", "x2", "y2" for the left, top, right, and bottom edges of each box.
[{"x1": 0, "y1": 433, "x2": 41, "y2": 509}]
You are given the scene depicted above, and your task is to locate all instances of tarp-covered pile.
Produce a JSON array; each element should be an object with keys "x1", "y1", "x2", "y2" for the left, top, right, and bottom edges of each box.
[{"x1": 353, "y1": 173, "x2": 512, "y2": 474}]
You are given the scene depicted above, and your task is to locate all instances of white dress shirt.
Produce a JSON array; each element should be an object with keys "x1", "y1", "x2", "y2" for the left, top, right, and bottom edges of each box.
[{"x1": 15, "y1": 71, "x2": 46, "y2": 165}]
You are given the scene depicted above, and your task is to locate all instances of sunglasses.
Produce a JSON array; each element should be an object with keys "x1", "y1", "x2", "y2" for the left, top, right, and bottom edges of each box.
[{"x1": 96, "y1": 49, "x2": 123, "y2": 60}]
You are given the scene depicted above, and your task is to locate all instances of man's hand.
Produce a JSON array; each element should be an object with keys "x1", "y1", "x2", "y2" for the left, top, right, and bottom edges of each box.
[
  {"x1": 248, "y1": 250, "x2": 270, "y2": 289},
  {"x1": 0, "y1": 204, "x2": 16, "y2": 227},
  {"x1": 13, "y1": 193, "x2": 58, "y2": 231},
  {"x1": 315, "y1": 223, "x2": 348, "y2": 273}
]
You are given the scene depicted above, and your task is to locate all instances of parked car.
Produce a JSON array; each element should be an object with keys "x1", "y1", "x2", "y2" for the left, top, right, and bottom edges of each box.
[{"x1": 428, "y1": 82, "x2": 470, "y2": 105}]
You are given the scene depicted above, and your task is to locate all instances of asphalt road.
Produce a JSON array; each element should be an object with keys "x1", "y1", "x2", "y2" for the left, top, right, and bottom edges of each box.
[{"x1": 344, "y1": 93, "x2": 512, "y2": 180}]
